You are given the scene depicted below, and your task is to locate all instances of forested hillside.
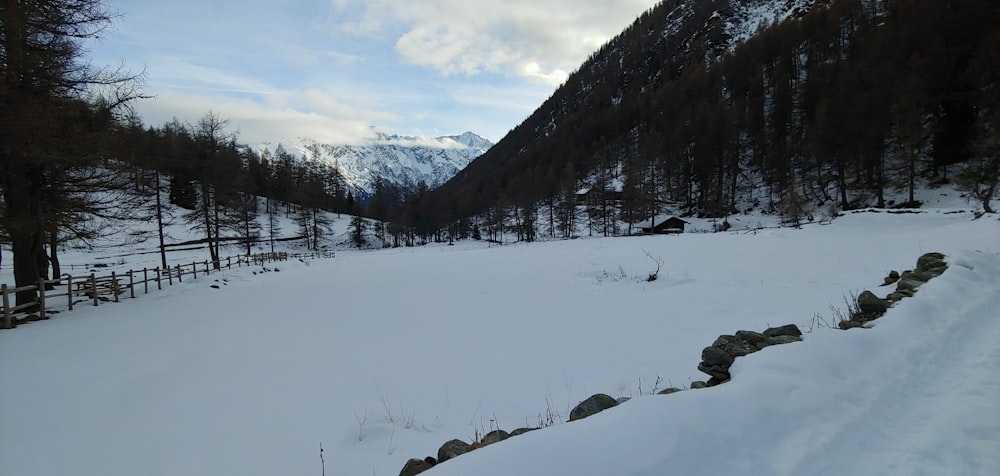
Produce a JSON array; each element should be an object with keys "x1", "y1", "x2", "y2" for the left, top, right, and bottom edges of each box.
[
  {"x1": 4, "y1": 0, "x2": 999, "y2": 308},
  {"x1": 420, "y1": 0, "x2": 999, "y2": 231}
]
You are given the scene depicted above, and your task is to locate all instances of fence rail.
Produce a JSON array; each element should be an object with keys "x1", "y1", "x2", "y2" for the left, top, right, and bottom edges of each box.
[{"x1": 1, "y1": 251, "x2": 333, "y2": 330}]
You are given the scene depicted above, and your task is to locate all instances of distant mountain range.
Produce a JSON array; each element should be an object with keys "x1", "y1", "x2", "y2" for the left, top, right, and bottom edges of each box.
[{"x1": 287, "y1": 132, "x2": 492, "y2": 200}]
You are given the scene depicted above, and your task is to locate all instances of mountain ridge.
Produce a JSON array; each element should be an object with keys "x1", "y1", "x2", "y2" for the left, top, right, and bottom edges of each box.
[
  {"x1": 432, "y1": 0, "x2": 824, "y2": 217},
  {"x1": 269, "y1": 131, "x2": 493, "y2": 200},
  {"x1": 419, "y1": 0, "x2": 996, "y2": 230}
]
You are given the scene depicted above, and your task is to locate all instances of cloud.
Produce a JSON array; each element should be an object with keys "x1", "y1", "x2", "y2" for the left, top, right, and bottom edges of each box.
[
  {"x1": 342, "y1": 0, "x2": 658, "y2": 85},
  {"x1": 133, "y1": 88, "x2": 396, "y2": 146},
  {"x1": 150, "y1": 58, "x2": 278, "y2": 96},
  {"x1": 373, "y1": 134, "x2": 475, "y2": 150},
  {"x1": 93, "y1": 0, "x2": 661, "y2": 146},
  {"x1": 519, "y1": 62, "x2": 570, "y2": 86}
]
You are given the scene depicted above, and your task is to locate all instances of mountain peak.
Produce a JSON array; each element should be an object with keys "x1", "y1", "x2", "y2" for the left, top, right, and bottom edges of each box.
[
  {"x1": 444, "y1": 131, "x2": 493, "y2": 151},
  {"x1": 293, "y1": 132, "x2": 493, "y2": 199},
  {"x1": 362, "y1": 131, "x2": 492, "y2": 152}
]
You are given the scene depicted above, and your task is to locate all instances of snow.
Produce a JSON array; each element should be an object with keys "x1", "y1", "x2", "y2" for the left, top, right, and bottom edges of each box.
[
  {"x1": 1, "y1": 205, "x2": 998, "y2": 476},
  {"x1": 727, "y1": 0, "x2": 817, "y2": 46},
  {"x1": 432, "y1": 248, "x2": 1000, "y2": 476},
  {"x1": 293, "y1": 132, "x2": 492, "y2": 197}
]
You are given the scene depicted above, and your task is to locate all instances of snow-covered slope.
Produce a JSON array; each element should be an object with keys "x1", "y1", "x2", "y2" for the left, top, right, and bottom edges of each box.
[
  {"x1": 429, "y1": 248, "x2": 1000, "y2": 476},
  {"x1": 656, "y1": 0, "x2": 820, "y2": 57},
  {"x1": 298, "y1": 131, "x2": 492, "y2": 199},
  {"x1": 724, "y1": 0, "x2": 820, "y2": 45}
]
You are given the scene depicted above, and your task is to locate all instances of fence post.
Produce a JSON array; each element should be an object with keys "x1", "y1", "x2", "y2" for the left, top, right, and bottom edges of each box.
[
  {"x1": 38, "y1": 278, "x2": 47, "y2": 320},
  {"x1": 67, "y1": 274, "x2": 74, "y2": 311},
  {"x1": 2, "y1": 284, "x2": 11, "y2": 329},
  {"x1": 90, "y1": 274, "x2": 98, "y2": 306},
  {"x1": 192, "y1": 262, "x2": 197, "y2": 279},
  {"x1": 111, "y1": 271, "x2": 120, "y2": 303},
  {"x1": 128, "y1": 270, "x2": 135, "y2": 299},
  {"x1": 176, "y1": 265, "x2": 182, "y2": 283},
  {"x1": 143, "y1": 268, "x2": 149, "y2": 294},
  {"x1": 227, "y1": 256, "x2": 231, "y2": 269}
]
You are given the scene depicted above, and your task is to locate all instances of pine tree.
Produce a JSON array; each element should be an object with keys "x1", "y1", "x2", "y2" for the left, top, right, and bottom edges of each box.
[
  {"x1": 182, "y1": 112, "x2": 240, "y2": 269},
  {"x1": 265, "y1": 198, "x2": 281, "y2": 253},
  {"x1": 1, "y1": 0, "x2": 142, "y2": 309}
]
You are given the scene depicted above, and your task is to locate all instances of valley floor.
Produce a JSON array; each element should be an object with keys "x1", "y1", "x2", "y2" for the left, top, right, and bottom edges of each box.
[{"x1": 1, "y1": 209, "x2": 998, "y2": 475}]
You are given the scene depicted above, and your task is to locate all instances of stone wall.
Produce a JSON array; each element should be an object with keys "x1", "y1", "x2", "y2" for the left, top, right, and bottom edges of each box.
[
  {"x1": 396, "y1": 252, "x2": 948, "y2": 476},
  {"x1": 840, "y1": 252, "x2": 948, "y2": 329}
]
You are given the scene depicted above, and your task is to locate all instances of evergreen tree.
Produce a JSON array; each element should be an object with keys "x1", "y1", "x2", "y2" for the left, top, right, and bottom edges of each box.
[
  {"x1": 265, "y1": 197, "x2": 281, "y2": 253},
  {"x1": 183, "y1": 112, "x2": 240, "y2": 268},
  {"x1": 1, "y1": 0, "x2": 142, "y2": 309},
  {"x1": 348, "y1": 193, "x2": 366, "y2": 249}
]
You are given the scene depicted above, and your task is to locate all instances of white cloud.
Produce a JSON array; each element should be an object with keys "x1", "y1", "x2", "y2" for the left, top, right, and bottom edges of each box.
[
  {"x1": 133, "y1": 88, "x2": 396, "y2": 146},
  {"x1": 150, "y1": 58, "x2": 278, "y2": 96},
  {"x1": 93, "y1": 0, "x2": 661, "y2": 146},
  {"x1": 519, "y1": 61, "x2": 570, "y2": 86},
  {"x1": 374, "y1": 134, "x2": 472, "y2": 149},
  {"x1": 343, "y1": 0, "x2": 658, "y2": 85}
]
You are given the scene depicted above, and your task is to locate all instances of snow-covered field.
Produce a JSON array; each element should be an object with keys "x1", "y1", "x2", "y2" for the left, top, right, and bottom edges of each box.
[{"x1": 1, "y1": 205, "x2": 998, "y2": 475}]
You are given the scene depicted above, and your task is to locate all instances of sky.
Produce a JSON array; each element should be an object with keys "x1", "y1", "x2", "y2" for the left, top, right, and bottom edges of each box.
[{"x1": 86, "y1": 0, "x2": 660, "y2": 146}]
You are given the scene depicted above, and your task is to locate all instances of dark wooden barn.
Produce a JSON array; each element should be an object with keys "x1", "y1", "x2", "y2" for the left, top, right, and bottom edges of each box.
[{"x1": 639, "y1": 217, "x2": 688, "y2": 234}]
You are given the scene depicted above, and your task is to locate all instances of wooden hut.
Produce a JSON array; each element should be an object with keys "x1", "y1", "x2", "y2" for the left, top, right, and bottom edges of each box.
[{"x1": 638, "y1": 216, "x2": 688, "y2": 234}]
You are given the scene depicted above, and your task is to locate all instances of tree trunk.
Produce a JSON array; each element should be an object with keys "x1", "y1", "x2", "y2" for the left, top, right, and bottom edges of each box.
[
  {"x1": 200, "y1": 183, "x2": 214, "y2": 263},
  {"x1": 837, "y1": 158, "x2": 849, "y2": 210},
  {"x1": 312, "y1": 208, "x2": 319, "y2": 250},
  {"x1": 212, "y1": 193, "x2": 221, "y2": 269},
  {"x1": 908, "y1": 148, "x2": 916, "y2": 205},
  {"x1": 729, "y1": 154, "x2": 739, "y2": 214},
  {"x1": 2, "y1": 158, "x2": 45, "y2": 307},
  {"x1": 48, "y1": 223, "x2": 61, "y2": 285},
  {"x1": 548, "y1": 199, "x2": 555, "y2": 239},
  {"x1": 979, "y1": 165, "x2": 997, "y2": 213},
  {"x1": 10, "y1": 232, "x2": 42, "y2": 308},
  {"x1": 245, "y1": 211, "x2": 252, "y2": 256},
  {"x1": 155, "y1": 170, "x2": 168, "y2": 269},
  {"x1": 876, "y1": 154, "x2": 885, "y2": 208}
]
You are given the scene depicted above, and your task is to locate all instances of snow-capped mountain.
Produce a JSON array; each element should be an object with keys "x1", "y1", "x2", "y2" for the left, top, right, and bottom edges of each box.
[{"x1": 297, "y1": 131, "x2": 492, "y2": 199}]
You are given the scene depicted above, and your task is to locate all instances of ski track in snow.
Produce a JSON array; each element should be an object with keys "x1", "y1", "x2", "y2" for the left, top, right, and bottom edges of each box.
[{"x1": 780, "y1": 256, "x2": 1000, "y2": 475}]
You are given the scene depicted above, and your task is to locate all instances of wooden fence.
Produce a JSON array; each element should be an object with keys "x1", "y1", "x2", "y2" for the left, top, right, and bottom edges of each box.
[{"x1": 1, "y1": 251, "x2": 333, "y2": 330}]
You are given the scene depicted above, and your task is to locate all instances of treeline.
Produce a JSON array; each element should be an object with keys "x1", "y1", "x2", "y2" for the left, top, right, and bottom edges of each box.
[
  {"x1": 116, "y1": 117, "x2": 354, "y2": 216},
  {"x1": 2, "y1": 0, "x2": 142, "y2": 307},
  {"x1": 421, "y1": 0, "x2": 1000, "y2": 230},
  {"x1": 113, "y1": 112, "x2": 360, "y2": 251},
  {"x1": 5, "y1": 0, "x2": 999, "y2": 309},
  {"x1": 0, "y1": 0, "x2": 365, "y2": 308},
  {"x1": 116, "y1": 115, "x2": 461, "y2": 250}
]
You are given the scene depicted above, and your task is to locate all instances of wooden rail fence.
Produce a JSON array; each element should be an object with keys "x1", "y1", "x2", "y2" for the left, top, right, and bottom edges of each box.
[{"x1": 1, "y1": 252, "x2": 333, "y2": 330}]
